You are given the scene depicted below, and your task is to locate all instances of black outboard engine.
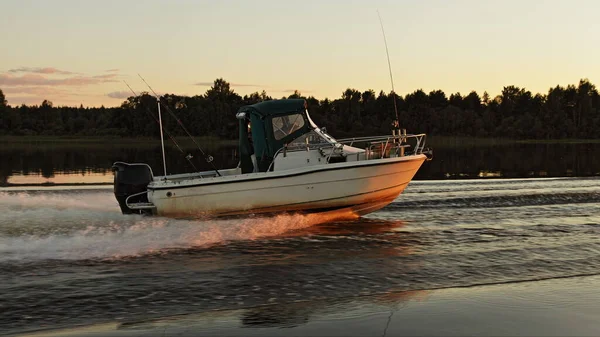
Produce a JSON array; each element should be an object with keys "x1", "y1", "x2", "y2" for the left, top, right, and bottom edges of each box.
[{"x1": 112, "y1": 162, "x2": 154, "y2": 214}]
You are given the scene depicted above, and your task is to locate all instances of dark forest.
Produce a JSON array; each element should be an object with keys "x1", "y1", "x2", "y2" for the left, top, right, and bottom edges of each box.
[{"x1": 1, "y1": 78, "x2": 598, "y2": 140}]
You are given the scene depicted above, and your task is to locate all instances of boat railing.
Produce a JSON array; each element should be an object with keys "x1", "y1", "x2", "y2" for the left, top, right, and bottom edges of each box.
[
  {"x1": 339, "y1": 133, "x2": 427, "y2": 160},
  {"x1": 125, "y1": 190, "x2": 156, "y2": 211},
  {"x1": 337, "y1": 133, "x2": 427, "y2": 150},
  {"x1": 270, "y1": 133, "x2": 428, "y2": 169}
]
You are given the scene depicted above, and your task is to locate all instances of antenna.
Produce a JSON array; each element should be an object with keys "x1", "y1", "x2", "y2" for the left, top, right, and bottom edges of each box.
[
  {"x1": 131, "y1": 77, "x2": 168, "y2": 177},
  {"x1": 377, "y1": 10, "x2": 400, "y2": 129},
  {"x1": 157, "y1": 99, "x2": 168, "y2": 177}
]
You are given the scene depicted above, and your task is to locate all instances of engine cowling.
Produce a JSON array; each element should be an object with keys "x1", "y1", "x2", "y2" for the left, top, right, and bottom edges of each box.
[{"x1": 112, "y1": 162, "x2": 153, "y2": 214}]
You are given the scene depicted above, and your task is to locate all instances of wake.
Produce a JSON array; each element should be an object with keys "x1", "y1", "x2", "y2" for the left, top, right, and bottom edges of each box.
[{"x1": 0, "y1": 190, "x2": 354, "y2": 262}]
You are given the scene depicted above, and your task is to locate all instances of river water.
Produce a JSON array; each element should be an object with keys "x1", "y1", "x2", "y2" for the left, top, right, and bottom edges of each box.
[
  {"x1": 2, "y1": 140, "x2": 600, "y2": 185},
  {"x1": 1, "y1": 175, "x2": 599, "y2": 335}
]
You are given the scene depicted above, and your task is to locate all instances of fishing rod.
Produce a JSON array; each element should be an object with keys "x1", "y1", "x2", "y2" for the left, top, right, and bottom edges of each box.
[
  {"x1": 376, "y1": 9, "x2": 404, "y2": 310},
  {"x1": 377, "y1": 10, "x2": 400, "y2": 130},
  {"x1": 137, "y1": 74, "x2": 221, "y2": 177},
  {"x1": 123, "y1": 80, "x2": 198, "y2": 172}
]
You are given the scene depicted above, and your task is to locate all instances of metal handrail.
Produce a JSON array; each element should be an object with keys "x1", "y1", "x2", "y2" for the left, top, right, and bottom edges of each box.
[
  {"x1": 266, "y1": 133, "x2": 428, "y2": 171},
  {"x1": 284, "y1": 133, "x2": 427, "y2": 154},
  {"x1": 281, "y1": 134, "x2": 426, "y2": 151},
  {"x1": 125, "y1": 190, "x2": 155, "y2": 210},
  {"x1": 337, "y1": 133, "x2": 426, "y2": 145}
]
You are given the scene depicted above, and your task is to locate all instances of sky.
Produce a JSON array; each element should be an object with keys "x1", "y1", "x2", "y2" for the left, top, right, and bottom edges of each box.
[{"x1": 1, "y1": 0, "x2": 599, "y2": 107}]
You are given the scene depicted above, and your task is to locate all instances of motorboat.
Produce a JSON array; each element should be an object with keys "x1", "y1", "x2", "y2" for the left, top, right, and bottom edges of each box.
[{"x1": 112, "y1": 99, "x2": 431, "y2": 218}]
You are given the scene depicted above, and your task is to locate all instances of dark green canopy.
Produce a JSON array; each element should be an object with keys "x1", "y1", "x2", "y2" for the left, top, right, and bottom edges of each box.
[
  {"x1": 238, "y1": 99, "x2": 307, "y2": 117},
  {"x1": 237, "y1": 99, "x2": 312, "y2": 173}
]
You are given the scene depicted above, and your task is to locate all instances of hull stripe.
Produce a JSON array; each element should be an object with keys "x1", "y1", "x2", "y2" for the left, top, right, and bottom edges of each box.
[{"x1": 175, "y1": 181, "x2": 409, "y2": 217}]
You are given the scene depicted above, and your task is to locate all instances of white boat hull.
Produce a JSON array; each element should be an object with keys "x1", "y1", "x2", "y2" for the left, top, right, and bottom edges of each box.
[{"x1": 147, "y1": 154, "x2": 426, "y2": 218}]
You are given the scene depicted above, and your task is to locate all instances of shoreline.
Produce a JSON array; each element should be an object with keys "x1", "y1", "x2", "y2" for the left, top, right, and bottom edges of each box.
[
  {"x1": 2, "y1": 135, "x2": 600, "y2": 145},
  {"x1": 0, "y1": 135, "x2": 238, "y2": 147},
  {"x1": 2, "y1": 175, "x2": 599, "y2": 189}
]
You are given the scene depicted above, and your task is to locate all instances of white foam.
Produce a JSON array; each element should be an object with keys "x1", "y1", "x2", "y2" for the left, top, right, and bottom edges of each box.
[
  {"x1": 0, "y1": 190, "x2": 355, "y2": 262},
  {"x1": 0, "y1": 191, "x2": 120, "y2": 212}
]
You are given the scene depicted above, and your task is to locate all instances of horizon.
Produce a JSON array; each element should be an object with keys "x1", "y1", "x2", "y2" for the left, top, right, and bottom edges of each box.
[
  {"x1": 1, "y1": 76, "x2": 597, "y2": 109},
  {"x1": 1, "y1": 0, "x2": 599, "y2": 107}
]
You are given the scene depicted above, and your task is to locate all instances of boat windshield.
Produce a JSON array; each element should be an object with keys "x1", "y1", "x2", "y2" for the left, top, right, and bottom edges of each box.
[
  {"x1": 287, "y1": 130, "x2": 328, "y2": 150},
  {"x1": 285, "y1": 109, "x2": 339, "y2": 150},
  {"x1": 287, "y1": 126, "x2": 338, "y2": 150},
  {"x1": 272, "y1": 113, "x2": 306, "y2": 140}
]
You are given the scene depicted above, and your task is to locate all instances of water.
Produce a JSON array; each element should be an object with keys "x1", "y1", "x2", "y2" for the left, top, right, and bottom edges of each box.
[
  {"x1": 1, "y1": 177, "x2": 599, "y2": 335},
  {"x1": 2, "y1": 140, "x2": 600, "y2": 185}
]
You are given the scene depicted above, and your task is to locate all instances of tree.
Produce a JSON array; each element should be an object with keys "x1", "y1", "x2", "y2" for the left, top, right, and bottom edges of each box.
[
  {"x1": 0, "y1": 89, "x2": 6, "y2": 107},
  {"x1": 287, "y1": 90, "x2": 304, "y2": 99},
  {"x1": 448, "y1": 92, "x2": 463, "y2": 108},
  {"x1": 428, "y1": 90, "x2": 448, "y2": 110},
  {"x1": 463, "y1": 91, "x2": 482, "y2": 113},
  {"x1": 0, "y1": 78, "x2": 599, "y2": 141},
  {"x1": 0, "y1": 89, "x2": 7, "y2": 133},
  {"x1": 204, "y1": 78, "x2": 243, "y2": 138},
  {"x1": 482, "y1": 91, "x2": 490, "y2": 105},
  {"x1": 575, "y1": 78, "x2": 597, "y2": 137}
]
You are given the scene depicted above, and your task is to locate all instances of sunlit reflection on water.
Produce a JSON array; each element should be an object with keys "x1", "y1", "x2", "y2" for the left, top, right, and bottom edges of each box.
[{"x1": 7, "y1": 172, "x2": 113, "y2": 185}]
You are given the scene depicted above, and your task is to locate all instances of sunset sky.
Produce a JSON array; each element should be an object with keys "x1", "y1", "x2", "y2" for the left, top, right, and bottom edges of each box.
[{"x1": 1, "y1": 0, "x2": 599, "y2": 107}]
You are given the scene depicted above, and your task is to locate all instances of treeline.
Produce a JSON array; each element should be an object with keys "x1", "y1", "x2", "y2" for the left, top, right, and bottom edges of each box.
[{"x1": 0, "y1": 78, "x2": 599, "y2": 140}]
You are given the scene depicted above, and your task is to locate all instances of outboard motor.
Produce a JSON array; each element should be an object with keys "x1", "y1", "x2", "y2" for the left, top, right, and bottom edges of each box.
[{"x1": 112, "y1": 162, "x2": 154, "y2": 214}]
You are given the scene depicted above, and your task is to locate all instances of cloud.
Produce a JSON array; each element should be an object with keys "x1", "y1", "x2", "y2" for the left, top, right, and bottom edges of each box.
[
  {"x1": 8, "y1": 67, "x2": 77, "y2": 75},
  {"x1": 92, "y1": 73, "x2": 119, "y2": 80},
  {"x1": 194, "y1": 81, "x2": 262, "y2": 87},
  {"x1": 1, "y1": 86, "x2": 69, "y2": 96},
  {"x1": 232, "y1": 83, "x2": 262, "y2": 87},
  {"x1": 0, "y1": 73, "x2": 119, "y2": 86},
  {"x1": 106, "y1": 91, "x2": 131, "y2": 99},
  {"x1": 1, "y1": 67, "x2": 120, "y2": 88},
  {"x1": 105, "y1": 68, "x2": 119, "y2": 72}
]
